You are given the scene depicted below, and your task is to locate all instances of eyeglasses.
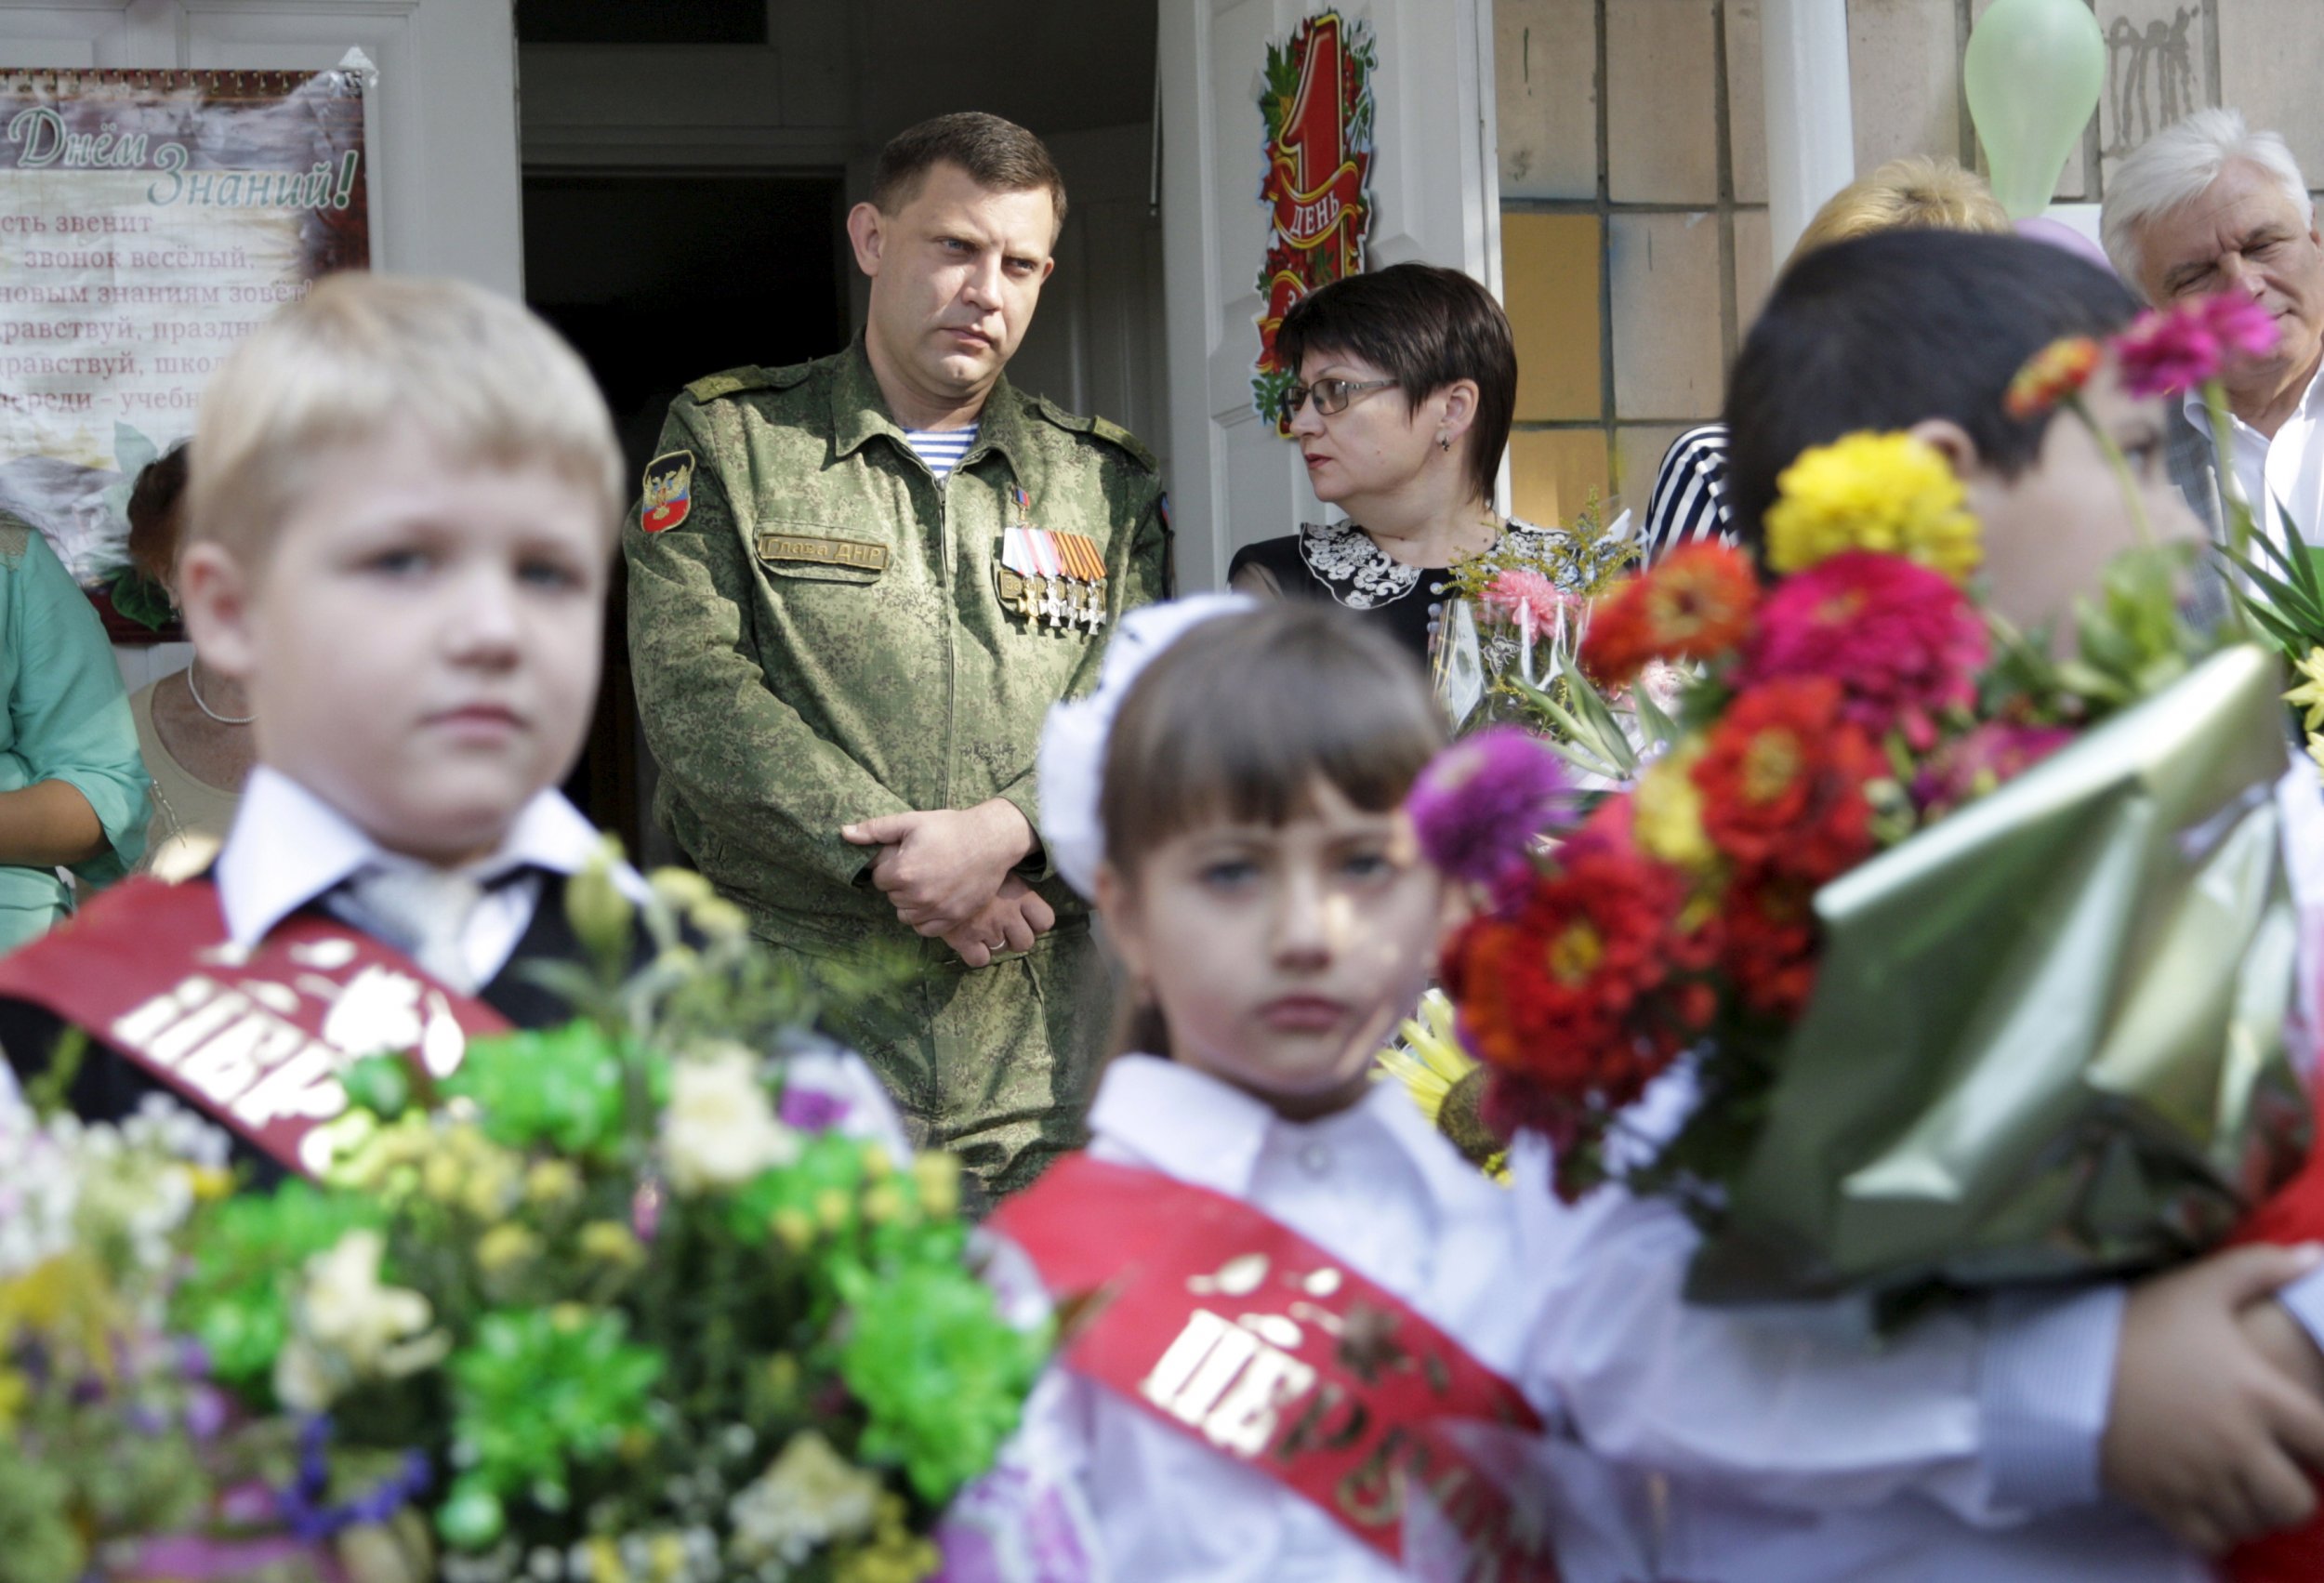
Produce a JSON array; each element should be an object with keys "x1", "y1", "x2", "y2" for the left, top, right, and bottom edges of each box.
[{"x1": 1278, "y1": 376, "x2": 1397, "y2": 423}]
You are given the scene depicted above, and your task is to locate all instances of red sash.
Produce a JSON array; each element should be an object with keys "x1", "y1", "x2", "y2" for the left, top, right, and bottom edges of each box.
[
  {"x1": 990, "y1": 1153, "x2": 1561, "y2": 1579},
  {"x1": 0, "y1": 876, "x2": 510, "y2": 1179}
]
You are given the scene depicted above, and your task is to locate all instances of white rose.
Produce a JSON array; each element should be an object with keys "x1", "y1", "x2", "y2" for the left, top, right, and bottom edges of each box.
[
  {"x1": 660, "y1": 1049, "x2": 799, "y2": 1195},
  {"x1": 276, "y1": 1229, "x2": 446, "y2": 1410}
]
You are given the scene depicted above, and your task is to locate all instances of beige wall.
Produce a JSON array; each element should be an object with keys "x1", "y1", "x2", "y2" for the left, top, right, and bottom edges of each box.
[{"x1": 1493, "y1": 0, "x2": 2324, "y2": 530}]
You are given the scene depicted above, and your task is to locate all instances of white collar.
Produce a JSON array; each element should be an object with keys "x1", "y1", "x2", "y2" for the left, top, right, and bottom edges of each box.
[
  {"x1": 214, "y1": 765, "x2": 621, "y2": 953},
  {"x1": 2184, "y1": 352, "x2": 2324, "y2": 441},
  {"x1": 1087, "y1": 1053, "x2": 1492, "y2": 1220}
]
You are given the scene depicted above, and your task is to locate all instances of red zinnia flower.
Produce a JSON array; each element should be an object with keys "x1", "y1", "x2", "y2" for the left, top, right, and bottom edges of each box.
[
  {"x1": 1691, "y1": 677, "x2": 1882, "y2": 883},
  {"x1": 1580, "y1": 541, "x2": 1760, "y2": 686},
  {"x1": 1718, "y1": 868, "x2": 1821, "y2": 1019},
  {"x1": 1736, "y1": 550, "x2": 1987, "y2": 750},
  {"x1": 1441, "y1": 812, "x2": 1700, "y2": 1113}
]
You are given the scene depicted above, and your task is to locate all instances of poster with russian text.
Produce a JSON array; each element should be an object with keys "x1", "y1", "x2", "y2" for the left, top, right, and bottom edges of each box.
[{"x1": 0, "y1": 68, "x2": 367, "y2": 628}]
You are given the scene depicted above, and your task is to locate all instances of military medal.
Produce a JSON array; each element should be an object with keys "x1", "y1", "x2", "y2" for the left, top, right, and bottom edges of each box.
[
  {"x1": 997, "y1": 487, "x2": 1106, "y2": 635},
  {"x1": 1056, "y1": 528, "x2": 1108, "y2": 632},
  {"x1": 1001, "y1": 525, "x2": 1044, "y2": 623}
]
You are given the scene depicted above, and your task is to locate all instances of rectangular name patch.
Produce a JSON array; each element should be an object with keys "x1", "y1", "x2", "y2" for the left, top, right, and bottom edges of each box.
[{"x1": 757, "y1": 533, "x2": 889, "y2": 572}]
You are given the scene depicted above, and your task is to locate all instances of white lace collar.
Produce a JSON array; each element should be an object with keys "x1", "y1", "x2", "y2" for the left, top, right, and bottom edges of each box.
[{"x1": 1294, "y1": 517, "x2": 1565, "y2": 611}]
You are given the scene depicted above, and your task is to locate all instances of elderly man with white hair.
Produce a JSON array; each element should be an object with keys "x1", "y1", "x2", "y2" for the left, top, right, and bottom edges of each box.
[{"x1": 2103, "y1": 108, "x2": 2324, "y2": 545}]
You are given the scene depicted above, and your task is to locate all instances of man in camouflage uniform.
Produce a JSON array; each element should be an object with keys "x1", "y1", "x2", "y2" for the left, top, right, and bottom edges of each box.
[{"x1": 624, "y1": 112, "x2": 1170, "y2": 1204}]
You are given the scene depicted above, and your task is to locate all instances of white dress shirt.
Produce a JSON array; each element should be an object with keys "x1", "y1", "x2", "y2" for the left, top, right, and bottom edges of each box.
[
  {"x1": 206, "y1": 766, "x2": 912, "y2": 1156},
  {"x1": 213, "y1": 766, "x2": 643, "y2": 991},
  {"x1": 2188, "y1": 354, "x2": 2324, "y2": 550},
  {"x1": 978, "y1": 1056, "x2": 1648, "y2": 1583},
  {"x1": 1525, "y1": 1166, "x2": 2204, "y2": 1583}
]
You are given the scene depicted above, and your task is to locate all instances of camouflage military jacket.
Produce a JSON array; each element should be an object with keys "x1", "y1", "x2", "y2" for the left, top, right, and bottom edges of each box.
[{"x1": 623, "y1": 338, "x2": 1171, "y2": 951}]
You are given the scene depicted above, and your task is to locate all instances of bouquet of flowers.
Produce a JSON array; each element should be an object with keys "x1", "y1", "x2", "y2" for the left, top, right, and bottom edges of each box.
[
  {"x1": 1429, "y1": 495, "x2": 1642, "y2": 747},
  {"x1": 1416, "y1": 389, "x2": 2308, "y2": 1317},
  {"x1": 4, "y1": 854, "x2": 1047, "y2": 1583}
]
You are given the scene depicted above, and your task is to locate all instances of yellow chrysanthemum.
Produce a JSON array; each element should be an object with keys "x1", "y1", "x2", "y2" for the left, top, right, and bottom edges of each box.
[
  {"x1": 1373, "y1": 990, "x2": 1507, "y2": 1181},
  {"x1": 1633, "y1": 738, "x2": 1717, "y2": 873},
  {"x1": 2286, "y1": 647, "x2": 2324, "y2": 732},
  {"x1": 1763, "y1": 431, "x2": 1983, "y2": 584}
]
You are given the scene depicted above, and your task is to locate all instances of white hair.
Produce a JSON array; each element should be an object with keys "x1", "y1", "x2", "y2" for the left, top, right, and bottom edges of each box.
[{"x1": 2101, "y1": 108, "x2": 2315, "y2": 297}]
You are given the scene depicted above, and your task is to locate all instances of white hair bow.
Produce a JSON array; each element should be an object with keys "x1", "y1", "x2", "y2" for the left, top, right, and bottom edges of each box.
[{"x1": 1037, "y1": 592, "x2": 1257, "y2": 900}]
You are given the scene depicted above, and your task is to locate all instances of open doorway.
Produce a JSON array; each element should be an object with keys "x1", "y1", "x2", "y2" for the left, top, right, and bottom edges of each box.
[{"x1": 522, "y1": 171, "x2": 850, "y2": 853}]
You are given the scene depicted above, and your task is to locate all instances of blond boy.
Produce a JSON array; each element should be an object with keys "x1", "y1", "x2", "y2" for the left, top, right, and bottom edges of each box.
[{"x1": 0, "y1": 273, "x2": 638, "y2": 1182}]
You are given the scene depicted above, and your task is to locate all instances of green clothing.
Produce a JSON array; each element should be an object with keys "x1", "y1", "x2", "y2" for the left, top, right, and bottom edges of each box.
[
  {"x1": 623, "y1": 338, "x2": 1169, "y2": 1194},
  {"x1": 0, "y1": 518, "x2": 147, "y2": 950}
]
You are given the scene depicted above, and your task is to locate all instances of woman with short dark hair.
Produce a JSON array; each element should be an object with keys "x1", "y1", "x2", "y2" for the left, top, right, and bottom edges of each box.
[{"x1": 1228, "y1": 262, "x2": 1567, "y2": 660}]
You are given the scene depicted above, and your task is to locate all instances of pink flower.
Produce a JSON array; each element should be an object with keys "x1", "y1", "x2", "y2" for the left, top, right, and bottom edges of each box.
[
  {"x1": 2114, "y1": 294, "x2": 2284, "y2": 398},
  {"x1": 2201, "y1": 292, "x2": 2282, "y2": 360},
  {"x1": 1736, "y1": 551, "x2": 1987, "y2": 750},
  {"x1": 1407, "y1": 726, "x2": 1578, "y2": 887},
  {"x1": 1483, "y1": 568, "x2": 1574, "y2": 645},
  {"x1": 1910, "y1": 721, "x2": 2074, "y2": 818}
]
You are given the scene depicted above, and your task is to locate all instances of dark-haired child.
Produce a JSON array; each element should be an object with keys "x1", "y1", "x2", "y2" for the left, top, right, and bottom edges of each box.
[
  {"x1": 1527, "y1": 230, "x2": 2324, "y2": 1582},
  {"x1": 947, "y1": 597, "x2": 1644, "y2": 1581}
]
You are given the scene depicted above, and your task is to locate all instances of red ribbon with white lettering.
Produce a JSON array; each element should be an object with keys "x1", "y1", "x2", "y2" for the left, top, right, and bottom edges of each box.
[
  {"x1": 0, "y1": 876, "x2": 508, "y2": 1178},
  {"x1": 990, "y1": 1152, "x2": 1562, "y2": 1577}
]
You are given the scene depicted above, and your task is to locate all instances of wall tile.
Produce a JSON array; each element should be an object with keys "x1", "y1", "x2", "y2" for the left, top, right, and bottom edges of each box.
[
  {"x1": 1610, "y1": 210, "x2": 1724, "y2": 419},
  {"x1": 2094, "y1": 0, "x2": 2210, "y2": 188},
  {"x1": 1510, "y1": 429, "x2": 1611, "y2": 528},
  {"x1": 1616, "y1": 423, "x2": 1692, "y2": 519},
  {"x1": 1496, "y1": 0, "x2": 1600, "y2": 200},
  {"x1": 1734, "y1": 205, "x2": 1776, "y2": 329},
  {"x1": 1503, "y1": 212, "x2": 1605, "y2": 422},
  {"x1": 2219, "y1": 0, "x2": 2323, "y2": 186},
  {"x1": 1608, "y1": 0, "x2": 1721, "y2": 202},
  {"x1": 1848, "y1": 0, "x2": 1962, "y2": 170},
  {"x1": 1726, "y1": 0, "x2": 1768, "y2": 204}
]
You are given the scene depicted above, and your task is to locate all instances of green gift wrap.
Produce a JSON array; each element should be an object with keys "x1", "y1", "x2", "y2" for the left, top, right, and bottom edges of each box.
[{"x1": 1686, "y1": 644, "x2": 2315, "y2": 1310}]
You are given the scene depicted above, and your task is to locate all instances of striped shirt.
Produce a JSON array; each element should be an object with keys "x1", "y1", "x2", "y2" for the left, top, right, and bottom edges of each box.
[
  {"x1": 1642, "y1": 423, "x2": 1735, "y2": 566},
  {"x1": 902, "y1": 424, "x2": 979, "y2": 479}
]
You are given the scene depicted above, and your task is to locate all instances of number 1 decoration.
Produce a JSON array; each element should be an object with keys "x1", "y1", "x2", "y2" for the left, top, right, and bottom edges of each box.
[{"x1": 1253, "y1": 11, "x2": 1378, "y2": 434}]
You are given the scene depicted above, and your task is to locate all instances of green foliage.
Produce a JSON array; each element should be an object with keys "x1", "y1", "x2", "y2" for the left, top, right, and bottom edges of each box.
[
  {"x1": 0, "y1": 1441, "x2": 86, "y2": 1583},
  {"x1": 441, "y1": 1023, "x2": 649, "y2": 1161},
  {"x1": 446, "y1": 1307, "x2": 665, "y2": 1513},
  {"x1": 169, "y1": 1182, "x2": 385, "y2": 1391},
  {"x1": 2051, "y1": 542, "x2": 2205, "y2": 709},
  {"x1": 832, "y1": 1260, "x2": 1050, "y2": 1505},
  {"x1": 107, "y1": 565, "x2": 178, "y2": 632}
]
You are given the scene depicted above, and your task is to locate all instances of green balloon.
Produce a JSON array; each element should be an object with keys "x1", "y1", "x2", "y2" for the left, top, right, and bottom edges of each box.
[{"x1": 1963, "y1": 0, "x2": 2106, "y2": 220}]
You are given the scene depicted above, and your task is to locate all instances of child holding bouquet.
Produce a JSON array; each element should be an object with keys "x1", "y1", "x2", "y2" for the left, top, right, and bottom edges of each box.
[
  {"x1": 1443, "y1": 230, "x2": 2324, "y2": 1580},
  {"x1": 946, "y1": 597, "x2": 1647, "y2": 1581}
]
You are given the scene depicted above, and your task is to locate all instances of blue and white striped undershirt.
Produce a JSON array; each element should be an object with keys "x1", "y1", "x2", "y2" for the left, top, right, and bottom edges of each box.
[{"x1": 902, "y1": 424, "x2": 979, "y2": 479}]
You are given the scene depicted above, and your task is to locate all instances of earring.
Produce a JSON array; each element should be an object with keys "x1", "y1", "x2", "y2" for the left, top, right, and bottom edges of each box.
[{"x1": 1437, "y1": 432, "x2": 1452, "y2": 452}]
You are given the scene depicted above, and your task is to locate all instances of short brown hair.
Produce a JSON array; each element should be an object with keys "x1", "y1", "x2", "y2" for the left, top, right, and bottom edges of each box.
[
  {"x1": 186, "y1": 272, "x2": 622, "y2": 570},
  {"x1": 1789, "y1": 156, "x2": 2012, "y2": 264},
  {"x1": 1274, "y1": 263, "x2": 1516, "y2": 508},
  {"x1": 125, "y1": 442, "x2": 190, "y2": 585},
  {"x1": 1102, "y1": 603, "x2": 1444, "y2": 879},
  {"x1": 1097, "y1": 600, "x2": 1441, "y2": 1055},
  {"x1": 1098, "y1": 603, "x2": 1446, "y2": 1056},
  {"x1": 871, "y1": 112, "x2": 1068, "y2": 236}
]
